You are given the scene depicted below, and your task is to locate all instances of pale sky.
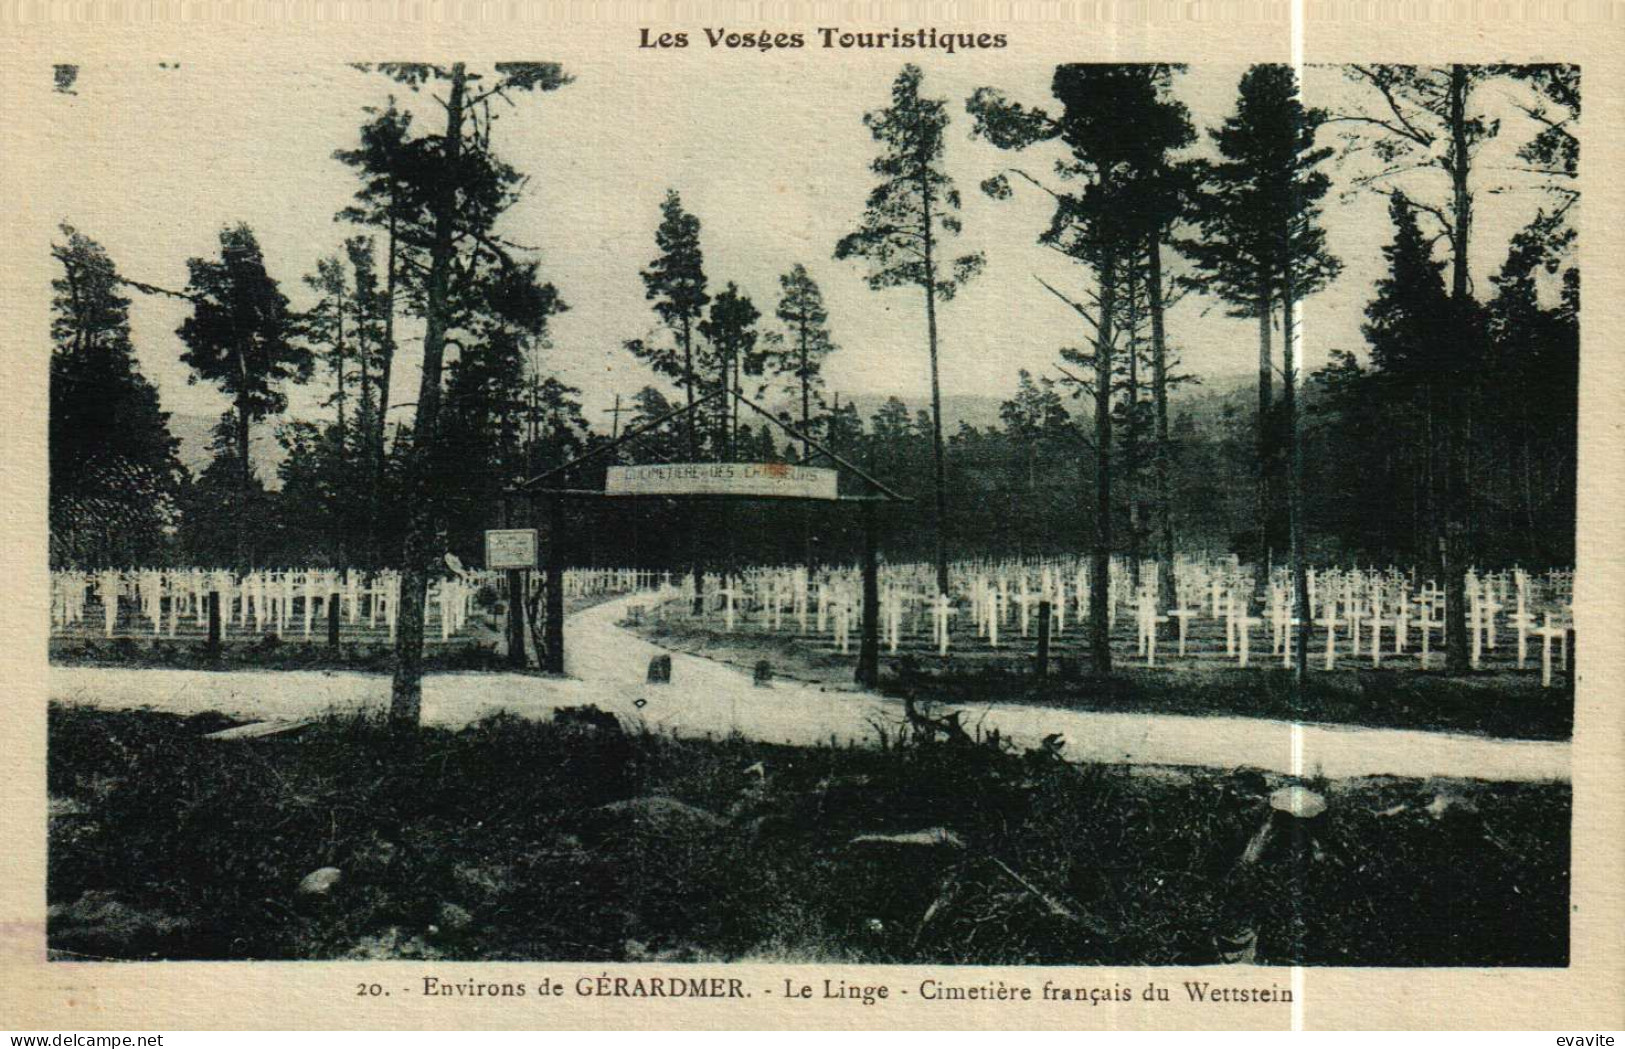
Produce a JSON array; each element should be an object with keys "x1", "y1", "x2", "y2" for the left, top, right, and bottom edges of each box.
[{"x1": 44, "y1": 58, "x2": 1567, "y2": 431}]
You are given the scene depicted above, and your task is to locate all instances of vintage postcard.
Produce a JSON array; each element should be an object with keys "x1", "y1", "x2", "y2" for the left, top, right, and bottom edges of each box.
[{"x1": 0, "y1": 0, "x2": 1621, "y2": 1033}]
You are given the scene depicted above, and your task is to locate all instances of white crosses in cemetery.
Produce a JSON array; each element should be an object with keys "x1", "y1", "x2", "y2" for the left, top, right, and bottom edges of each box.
[
  {"x1": 1418, "y1": 583, "x2": 1444, "y2": 670},
  {"x1": 55, "y1": 554, "x2": 1577, "y2": 689},
  {"x1": 1136, "y1": 587, "x2": 1169, "y2": 667},
  {"x1": 983, "y1": 578, "x2": 1001, "y2": 649},
  {"x1": 1166, "y1": 605, "x2": 1198, "y2": 657},
  {"x1": 931, "y1": 592, "x2": 956, "y2": 657},
  {"x1": 51, "y1": 564, "x2": 656, "y2": 649},
  {"x1": 884, "y1": 589, "x2": 903, "y2": 654},
  {"x1": 1534, "y1": 612, "x2": 1568, "y2": 688},
  {"x1": 1508, "y1": 570, "x2": 1537, "y2": 669},
  {"x1": 1230, "y1": 592, "x2": 1260, "y2": 668},
  {"x1": 1368, "y1": 587, "x2": 1384, "y2": 669},
  {"x1": 1317, "y1": 603, "x2": 1341, "y2": 671}
]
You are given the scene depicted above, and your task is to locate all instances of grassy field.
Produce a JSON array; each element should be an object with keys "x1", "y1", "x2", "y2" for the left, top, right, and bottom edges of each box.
[
  {"x1": 47, "y1": 635, "x2": 510, "y2": 674},
  {"x1": 48, "y1": 703, "x2": 1569, "y2": 966},
  {"x1": 629, "y1": 616, "x2": 1574, "y2": 742}
]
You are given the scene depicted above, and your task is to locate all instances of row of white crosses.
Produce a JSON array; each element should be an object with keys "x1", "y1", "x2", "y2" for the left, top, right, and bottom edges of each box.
[
  {"x1": 564, "y1": 567, "x2": 670, "y2": 599},
  {"x1": 636, "y1": 554, "x2": 1575, "y2": 686},
  {"x1": 52, "y1": 569, "x2": 92, "y2": 629},
  {"x1": 1481, "y1": 567, "x2": 1573, "y2": 687},
  {"x1": 51, "y1": 566, "x2": 527, "y2": 644}
]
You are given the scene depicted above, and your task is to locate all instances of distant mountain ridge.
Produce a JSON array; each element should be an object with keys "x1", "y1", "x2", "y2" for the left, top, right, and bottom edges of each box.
[
  {"x1": 839, "y1": 374, "x2": 1254, "y2": 435},
  {"x1": 838, "y1": 393, "x2": 1005, "y2": 434},
  {"x1": 168, "y1": 376, "x2": 1257, "y2": 483}
]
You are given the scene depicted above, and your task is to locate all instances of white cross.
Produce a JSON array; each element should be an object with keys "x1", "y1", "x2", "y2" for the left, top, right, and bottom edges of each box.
[
  {"x1": 1166, "y1": 608, "x2": 1198, "y2": 657},
  {"x1": 1481, "y1": 590, "x2": 1502, "y2": 651},
  {"x1": 931, "y1": 594, "x2": 956, "y2": 657},
  {"x1": 1367, "y1": 594, "x2": 1385, "y2": 668},
  {"x1": 1508, "y1": 607, "x2": 1537, "y2": 669},
  {"x1": 1535, "y1": 614, "x2": 1567, "y2": 688},
  {"x1": 1469, "y1": 592, "x2": 1483, "y2": 670},
  {"x1": 718, "y1": 584, "x2": 740, "y2": 634},
  {"x1": 1280, "y1": 610, "x2": 1300, "y2": 669},
  {"x1": 1143, "y1": 599, "x2": 1169, "y2": 667},
  {"x1": 1317, "y1": 609, "x2": 1340, "y2": 671},
  {"x1": 1418, "y1": 595, "x2": 1443, "y2": 669},
  {"x1": 1014, "y1": 583, "x2": 1044, "y2": 638},
  {"x1": 99, "y1": 570, "x2": 120, "y2": 637},
  {"x1": 1234, "y1": 604, "x2": 1260, "y2": 668}
]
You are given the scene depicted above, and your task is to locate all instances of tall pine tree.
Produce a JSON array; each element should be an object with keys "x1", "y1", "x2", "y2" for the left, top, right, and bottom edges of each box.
[
  {"x1": 838, "y1": 64, "x2": 984, "y2": 597},
  {"x1": 350, "y1": 62, "x2": 573, "y2": 726},
  {"x1": 968, "y1": 64, "x2": 1186, "y2": 672},
  {"x1": 630, "y1": 190, "x2": 710, "y2": 460},
  {"x1": 50, "y1": 226, "x2": 186, "y2": 567},
  {"x1": 177, "y1": 223, "x2": 308, "y2": 566},
  {"x1": 767, "y1": 263, "x2": 837, "y2": 459}
]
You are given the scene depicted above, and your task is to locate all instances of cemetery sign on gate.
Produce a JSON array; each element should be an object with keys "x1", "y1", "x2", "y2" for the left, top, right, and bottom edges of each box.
[
  {"x1": 604, "y1": 463, "x2": 839, "y2": 501},
  {"x1": 485, "y1": 528, "x2": 539, "y2": 570}
]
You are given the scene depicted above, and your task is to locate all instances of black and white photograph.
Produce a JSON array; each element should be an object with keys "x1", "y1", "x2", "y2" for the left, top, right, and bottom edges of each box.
[{"x1": 37, "y1": 50, "x2": 1585, "y2": 980}]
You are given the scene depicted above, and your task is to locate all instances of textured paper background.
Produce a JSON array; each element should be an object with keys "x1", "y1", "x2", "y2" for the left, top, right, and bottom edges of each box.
[{"x1": 1, "y1": 1, "x2": 1620, "y2": 1031}]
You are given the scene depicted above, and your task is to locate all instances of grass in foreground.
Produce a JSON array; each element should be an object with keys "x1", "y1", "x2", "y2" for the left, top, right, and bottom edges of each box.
[
  {"x1": 629, "y1": 617, "x2": 1574, "y2": 742},
  {"x1": 47, "y1": 635, "x2": 511, "y2": 674},
  {"x1": 48, "y1": 703, "x2": 1568, "y2": 966}
]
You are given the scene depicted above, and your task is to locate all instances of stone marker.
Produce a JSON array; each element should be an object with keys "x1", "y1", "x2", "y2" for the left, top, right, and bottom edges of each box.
[
  {"x1": 849, "y1": 827, "x2": 966, "y2": 849},
  {"x1": 1239, "y1": 786, "x2": 1327, "y2": 868},
  {"x1": 647, "y1": 654, "x2": 672, "y2": 684},
  {"x1": 204, "y1": 719, "x2": 314, "y2": 741},
  {"x1": 753, "y1": 660, "x2": 774, "y2": 687},
  {"x1": 1214, "y1": 924, "x2": 1258, "y2": 965},
  {"x1": 297, "y1": 867, "x2": 343, "y2": 897}
]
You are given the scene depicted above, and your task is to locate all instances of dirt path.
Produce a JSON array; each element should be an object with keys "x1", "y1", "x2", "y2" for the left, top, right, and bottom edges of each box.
[{"x1": 50, "y1": 593, "x2": 1570, "y2": 783}]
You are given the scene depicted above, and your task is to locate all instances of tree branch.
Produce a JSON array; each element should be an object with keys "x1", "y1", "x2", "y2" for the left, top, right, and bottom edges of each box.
[{"x1": 1033, "y1": 274, "x2": 1102, "y2": 336}]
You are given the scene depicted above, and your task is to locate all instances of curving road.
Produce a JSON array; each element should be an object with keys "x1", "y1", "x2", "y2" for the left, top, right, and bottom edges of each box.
[{"x1": 49, "y1": 592, "x2": 1570, "y2": 783}]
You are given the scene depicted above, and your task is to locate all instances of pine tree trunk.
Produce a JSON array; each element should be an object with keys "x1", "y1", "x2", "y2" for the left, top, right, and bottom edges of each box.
[
  {"x1": 800, "y1": 321, "x2": 814, "y2": 570},
  {"x1": 717, "y1": 352, "x2": 731, "y2": 461},
  {"x1": 334, "y1": 298, "x2": 348, "y2": 454},
  {"x1": 1282, "y1": 276, "x2": 1310, "y2": 688},
  {"x1": 683, "y1": 314, "x2": 705, "y2": 614},
  {"x1": 682, "y1": 316, "x2": 698, "y2": 459},
  {"x1": 1149, "y1": 236, "x2": 1178, "y2": 627},
  {"x1": 333, "y1": 298, "x2": 349, "y2": 566},
  {"x1": 1124, "y1": 262, "x2": 1142, "y2": 593},
  {"x1": 921, "y1": 186, "x2": 949, "y2": 598},
  {"x1": 1255, "y1": 285, "x2": 1273, "y2": 605},
  {"x1": 367, "y1": 214, "x2": 399, "y2": 571},
  {"x1": 1443, "y1": 64, "x2": 1473, "y2": 674},
  {"x1": 1090, "y1": 256, "x2": 1117, "y2": 675},
  {"x1": 799, "y1": 324, "x2": 811, "y2": 460},
  {"x1": 357, "y1": 293, "x2": 373, "y2": 454},
  {"x1": 390, "y1": 63, "x2": 467, "y2": 729},
  {"x1": 235, "y1": 394, "x2": 252, "y2": 568}
]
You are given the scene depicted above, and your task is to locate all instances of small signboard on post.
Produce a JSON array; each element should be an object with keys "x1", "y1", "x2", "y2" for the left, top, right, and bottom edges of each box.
[
  {"x1": 485, "y1": 528, "x2": 539, "y2": 570},
  {"x1": 605, "y1": 462, "x2": 839, "y2": 500}
]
